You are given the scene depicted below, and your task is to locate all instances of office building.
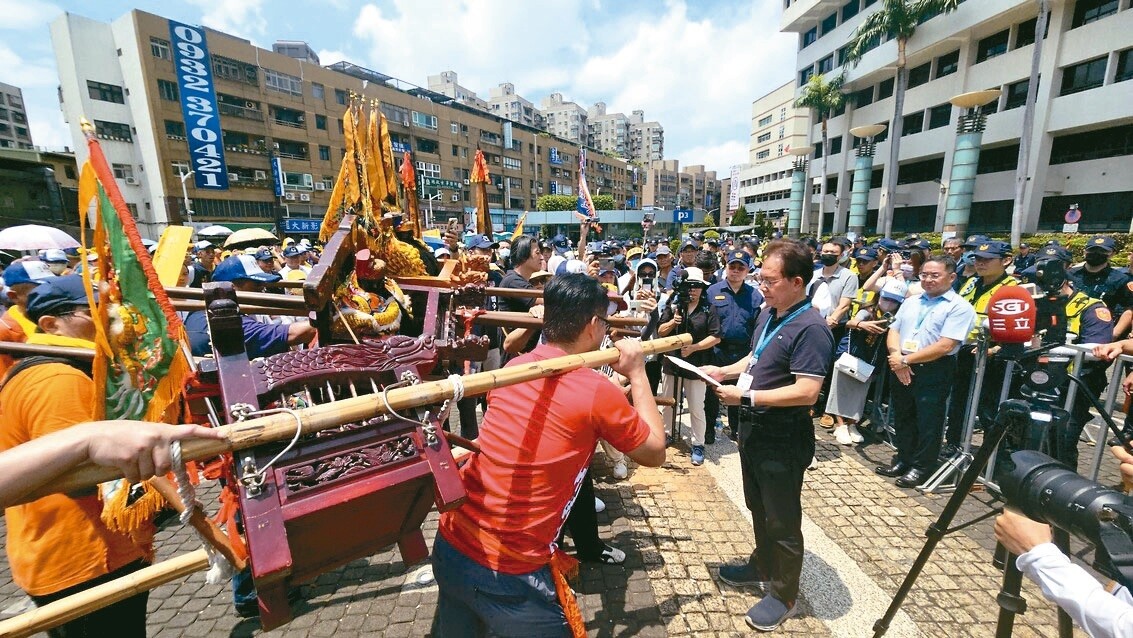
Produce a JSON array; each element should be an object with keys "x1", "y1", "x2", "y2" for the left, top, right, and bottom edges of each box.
[
  {"x1": 783, "y1": 0, "x2": 1133, "y2": 234},
  {"x1": 51, "y1": 10, "x2": 639, "y2": 239},
  {"x1": 0, "y1": 82, "x2": 33, "y2": 150},
  {"x1": 732, "y1": 80, "x2": 811, "y2": 226}
]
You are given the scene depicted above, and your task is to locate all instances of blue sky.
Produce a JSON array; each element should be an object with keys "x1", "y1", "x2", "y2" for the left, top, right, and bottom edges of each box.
[{"x1": 0, "y1": 0, "x2": 797, "y2": 174}]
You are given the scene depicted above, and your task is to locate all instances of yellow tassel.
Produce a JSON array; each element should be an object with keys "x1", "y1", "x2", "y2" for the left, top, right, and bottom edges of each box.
[{"x1": 100, "y1": 479, "x2": 166, "y2": 534}]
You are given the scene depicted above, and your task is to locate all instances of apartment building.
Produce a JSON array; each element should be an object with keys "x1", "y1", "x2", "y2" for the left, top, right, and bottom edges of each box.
[
  {"x1": 487, "y1": 82, "x2": 538, "y2": 128},
  {"x1": 587, "y1": 102, "x2": 630, "y2": 159},
  {"x1": 732, "y1": 80, "x2": 812, "y2": 227},
  {"x1": 784, "y1": 0, "x2": 1133, "y2": 234},
  {"x1": 540, "y1": 93, "x2": 588, "y2": 146},
  {"x1": 426, "y1": 70, "x2": 489, "y2": 111},
  {"x1": 51, "y1": 10, "x2": 638, "y2": 239},
  {"x1": 629, "y1": 110, "x2": 664, "y2": 164},
  {"x1": 0, "y1": 82, "x2": 33, "y2": 150},
  {"x1": 641, "y1": 159, "x2": 719, "y2": 211}
]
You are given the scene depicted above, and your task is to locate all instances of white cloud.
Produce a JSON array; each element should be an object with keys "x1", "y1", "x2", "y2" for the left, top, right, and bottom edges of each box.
[
  {"x1": 186, "y1": 0, "x2": 267, "y2": 44},
  {"x1": 0, "y1": 0, "x2": 60, "y2": 31}
]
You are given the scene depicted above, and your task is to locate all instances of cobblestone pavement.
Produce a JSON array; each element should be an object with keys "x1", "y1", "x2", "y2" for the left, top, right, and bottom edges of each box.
[{"x1": 3, "y1": 411, "x2": 1124, "y2": 636}]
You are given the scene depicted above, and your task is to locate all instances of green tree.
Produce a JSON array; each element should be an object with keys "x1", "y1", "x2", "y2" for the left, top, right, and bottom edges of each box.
[
  {"x1": 845, "y1": 0, "x2": 959, "y2": 238},
  {"x1": 536, "y1": 194, "x2": 576, "y2": 211},
  {"x1": 752, "y1": 211, "x2": 774, "y2": 238},
  {"x1": 794, "y1": 73, "x2": 845, "y2": 237},
  {"x1": 731, "y1": 208, "x2": 751, "y2": 226},
  {"x1": 593, "y1": 193, "x2": 616, "y2": 210},
  {"x1": 702, "y1": 212, "x2": 717, "y2": 227}
]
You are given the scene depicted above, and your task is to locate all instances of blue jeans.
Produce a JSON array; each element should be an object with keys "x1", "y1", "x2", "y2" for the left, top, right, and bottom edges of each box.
[{"x1": 432, "y1": 532, "x2": 569, "y2": 637}]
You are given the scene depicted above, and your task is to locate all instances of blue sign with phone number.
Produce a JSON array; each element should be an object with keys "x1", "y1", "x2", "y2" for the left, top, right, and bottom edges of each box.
[{"x1": 169, "y1": 20, "x2": 229, "y2": 191}]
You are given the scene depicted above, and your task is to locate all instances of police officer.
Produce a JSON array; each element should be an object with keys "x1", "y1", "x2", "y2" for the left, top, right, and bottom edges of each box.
[
  {"x1": 705, "y1": 250, "x2": 764, "y2": 440},
  {"x1": 943, "y1": 240, "x2": 1019, "y2": 455},
  {"x1": 703, "y1": 240, "x2": 834, "y2": 632},
  {"x1": 1030, "y1": 247, "x2": 1113, "y2": 470},
  {"x1": 1070, "y1": 235, "x2": 1133, "y2": 332},
  {"x1": 1013, "y1": 242, "x2": 1036, "y2": 272},
  {"x1": 877, "y1": 256, "x2": 976, "y2": 487}
]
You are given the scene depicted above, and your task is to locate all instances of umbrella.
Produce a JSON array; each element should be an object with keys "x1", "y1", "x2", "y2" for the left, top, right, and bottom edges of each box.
[
  {"x1": 0, "y1": 224, "x2": 80, "y2": 251},
  {"x1": 223, "y1": 228, "x2": 279, "y2": 250},
  {"x1": 198, "y1": 225, "x2": 233, "y2": 238}
]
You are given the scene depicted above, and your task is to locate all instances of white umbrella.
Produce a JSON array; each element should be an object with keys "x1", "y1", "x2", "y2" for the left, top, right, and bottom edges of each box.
[
  {"x1": 198, "y1": 225, "x2": 234, "y2": 238},
  {"x1": 0, "y1": 225, "x2": 80, "y2": 251},
  {"x1": 223, "y1": 227, "x2": 279, "y2": 249}
]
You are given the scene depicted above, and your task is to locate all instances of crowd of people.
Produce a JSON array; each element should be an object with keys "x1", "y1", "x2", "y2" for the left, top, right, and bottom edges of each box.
[{"x1": 1, "y1": 225, "x2": 1133, "y2": 635}]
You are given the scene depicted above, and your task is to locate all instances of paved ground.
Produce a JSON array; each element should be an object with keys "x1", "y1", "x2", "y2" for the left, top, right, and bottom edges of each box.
[{"x1": 3, "y1": 410, "x2": 1126, "y2": 636}]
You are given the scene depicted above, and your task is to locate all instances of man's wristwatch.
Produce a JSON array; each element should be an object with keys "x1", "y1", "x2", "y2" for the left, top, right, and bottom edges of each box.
[
  {"x1": 900, "y1": 356, "x2": 909, "y2": 368},
  {"x1": 741, "y1": 391, "x2": 754, "y2": 407}
]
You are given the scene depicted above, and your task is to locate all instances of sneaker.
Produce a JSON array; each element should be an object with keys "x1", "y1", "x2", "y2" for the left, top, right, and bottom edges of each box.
[
  {"x1": 807, "y1": 456, "x2": 819, "y2": 471},
  {"x1": 745, "y1": 595, "x2": 797, "y2": 631},
  {"x1": 718, "y1": 562, "x2": 770, "y2": 587},
  {"x1": 818, "y1": 414, "x2": 835, "y2": 429},
  {"x1": 848, "y1": 424, "x2": 865, "y2": 444},
  {"x1": 594, "y1": 496, "x2": 606, "y2": 513},
  {"x1": 834, "y1": 425, "x2": 852, "y2": 446},
  {"x1": 581, "y1": 544, "x2": 626, "y2": 565},
  {"x1": 612, "y1": 461, "x2": 628, "y2": 480},
  {"x1": 691, "y1": 445, "x2": 705, "y2": 466},
  {"x1": 715, "y1": 419, "x2": 724, "y2": 432}
]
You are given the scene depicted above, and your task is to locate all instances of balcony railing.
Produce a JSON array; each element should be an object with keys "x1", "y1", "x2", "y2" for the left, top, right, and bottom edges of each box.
[
  {"x1": 272, "y1": 118, "x2": 305, "y2": 129},
  {"x1": 219, "y1": 103, "x2": 264, "y2": 121},
  {"x1": 277, "y1": 150, "x2": 308, "y2": 160}
]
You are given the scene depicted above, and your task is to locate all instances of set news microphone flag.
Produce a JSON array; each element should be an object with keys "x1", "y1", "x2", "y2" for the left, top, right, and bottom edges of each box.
[{"x1": 987, "y1": 285, "x2": 1038, "y2": 344}]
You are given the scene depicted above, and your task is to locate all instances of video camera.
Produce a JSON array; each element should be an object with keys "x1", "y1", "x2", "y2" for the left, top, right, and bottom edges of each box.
[{"x1": 671, "y1": 271, "x2": 694, "y2": 317}]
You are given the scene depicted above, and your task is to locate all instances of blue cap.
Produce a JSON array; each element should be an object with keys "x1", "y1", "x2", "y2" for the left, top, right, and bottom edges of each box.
[
  {"x1": 194, "y1": 240, "x2": 215, "y2": 252},
  {"x1": 282, "y1": 244, "x2": 308, "y2": 258},
  {"x1": 3, "y1": 261, "x2": 56, "y2": 287},
  {"x1": 467, "y1": 235, "x2": 498, "y2": 250},
  {"x1": 253, "y1": 248, "x2": 275, "y2": 262},
  {"x1": 25, "y1": 274, "x2": 95, "y2": 322},
  {"x1": 679, "y1": 241, "x2": 697, "y2": 252},
  {"x1": 877, "y1": 238, "x2": 901, "y2": 251},
  {"x1": 63, "y1": 247, "x2": 81, "y2": 257},
  {"x1": 963, "y1": 234, "x2": 991, "y2": 248},
  {"x1": 41, "y1": 249, "x2": 69, "y2": 263},
  {"x1": 971, "y1": 240, "x2": 1011, "y2": 258},
  {"x1": 854, "y1": 247, "x2": 879, "y2": 261},
  {"x1": 726, "y1": 250, "x2": 752, "y2": 268},
  {"x1": 1085, "y1": 236, "x2": 1116, "y2": 252},
  {"x1": 1036, "y1": 245, "x2": 1073, "y2": 263},
  {"x1": 903, "y1": 238, "x2": 930, "y2": 251},
  {"x1": 211, "y1": 254, "x2": 282, "y2": 284}
]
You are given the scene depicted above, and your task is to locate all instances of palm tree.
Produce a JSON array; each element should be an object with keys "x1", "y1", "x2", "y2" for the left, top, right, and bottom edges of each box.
[
  {"x1": 845, "y1": 0, "x2": 959, "y2": 238},
  {"x1": 794, "y1": 73, "x2": 845, "y2": 237}
]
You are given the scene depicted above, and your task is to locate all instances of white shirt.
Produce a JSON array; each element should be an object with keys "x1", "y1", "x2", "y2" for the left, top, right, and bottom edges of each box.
[{"x1": 1018, "y1": 543, "x2": 1133, "y2": 638}]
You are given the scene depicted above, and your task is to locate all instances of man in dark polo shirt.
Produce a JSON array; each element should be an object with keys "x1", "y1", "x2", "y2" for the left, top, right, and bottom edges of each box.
[
  {"x1": 705, "y1": 249, "x2": 763, "y2": 441},
  {"x1": 703, "y1": 240, "x2": 834, "y2": 632}
]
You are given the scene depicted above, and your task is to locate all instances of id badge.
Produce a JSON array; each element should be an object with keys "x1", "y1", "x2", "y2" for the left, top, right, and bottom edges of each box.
[
  {"x1": 737, "y1": 372, "x2": 755, "y2": 392},
  {"x1": 902, "y1": 340, "x2": 919, "y2": 353}
]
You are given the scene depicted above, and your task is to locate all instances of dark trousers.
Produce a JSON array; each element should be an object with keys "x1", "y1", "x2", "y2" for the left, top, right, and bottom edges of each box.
[
  {"x1": 945, "y1": 347, "x2": 1005, "y2": 445},
  {"x1": 1058, "y1": 364, "x2": 1109, "y2": 471},
  {"x1": 891, "y1": 357, "x2": 956, "y2": 471},
  {"x1": 737, "y1": 408, "x2": 814, "y2": 604},
  {"x1": 30, "y1": 560, "x2": 150, "y2": 638},
  {"x1": 560, "y1": 469, "x2": 603, "y2": 559}
]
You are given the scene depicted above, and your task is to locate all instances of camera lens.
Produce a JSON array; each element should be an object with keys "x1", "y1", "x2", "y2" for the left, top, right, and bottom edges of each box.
[{"x1": 999, "y1": 450, "x2": 1129, "y2": 540}]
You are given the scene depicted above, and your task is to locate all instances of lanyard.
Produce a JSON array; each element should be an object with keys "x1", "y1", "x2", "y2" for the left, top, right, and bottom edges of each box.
[
  {"x1": 914, "y1": 295, "x2": 945, "y2": 331},
  {"x1": 753, "y1": 303, "x2": 811, "y2": 362}
]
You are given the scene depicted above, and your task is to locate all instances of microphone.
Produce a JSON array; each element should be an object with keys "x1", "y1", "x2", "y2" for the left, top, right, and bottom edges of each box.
[{"x1": 987, "y1": 285, "x2": 1037, "y2": 344}]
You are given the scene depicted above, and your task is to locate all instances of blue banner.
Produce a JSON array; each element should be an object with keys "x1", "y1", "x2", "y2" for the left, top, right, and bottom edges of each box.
[
  {"x1": 270, "y1": 156, "x2": 284, "y2": 197},
  {"x1": 169, "y1": 20, "x2": 228, "y2": 190},
  {"x1": 282, "y1": 218, "x2": 322, "y2": 234}
]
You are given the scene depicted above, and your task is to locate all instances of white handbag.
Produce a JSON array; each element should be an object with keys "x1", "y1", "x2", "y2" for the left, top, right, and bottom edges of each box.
[{"x1": 834, "y1": 351, "x2": 875, "y2": 383}]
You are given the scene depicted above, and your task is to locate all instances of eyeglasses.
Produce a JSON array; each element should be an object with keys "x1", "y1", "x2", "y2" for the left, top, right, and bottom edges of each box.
[
  {"x1": 58, "y1": 307, "x2": 92, "y2": 319},
  {"x1": 918, "y1": 272, "x2": 947, "y2": 281},
  {"x1": 594, "y1": 315, "x2": 610, "y2": 330},
  {"x1": 755, "y1": 276, "x2": 782, "y2": 287}
]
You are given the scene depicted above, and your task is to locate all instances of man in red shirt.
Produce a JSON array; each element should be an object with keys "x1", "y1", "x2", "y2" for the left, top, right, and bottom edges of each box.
[{"x1": 434, "y1": 273, "x2": 665, "y2": 637}]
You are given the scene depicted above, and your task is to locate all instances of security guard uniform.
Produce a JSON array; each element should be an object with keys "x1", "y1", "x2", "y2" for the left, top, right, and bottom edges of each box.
[{"x1": 1057, "y1": 288, "x2": 1113, "y2": 469}]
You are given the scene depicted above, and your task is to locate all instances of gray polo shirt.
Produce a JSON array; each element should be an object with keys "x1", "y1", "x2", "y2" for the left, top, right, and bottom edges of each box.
[{"x1": 808, "y1": 266, "x2": 857, "y2": 319}]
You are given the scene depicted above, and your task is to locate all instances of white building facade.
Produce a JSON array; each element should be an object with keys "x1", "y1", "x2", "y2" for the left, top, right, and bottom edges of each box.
[
  {"x1": 784, "y1": 0, "x2": 1133, "y2": 235},
  {"x1": 733, "y1": 80, "x2": 812, "y2": 227}
]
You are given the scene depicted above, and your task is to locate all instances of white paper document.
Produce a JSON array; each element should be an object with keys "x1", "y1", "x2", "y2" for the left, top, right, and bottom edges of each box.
[{"x1": 664, "y1": 355, "x2": 722, "y2": 387}]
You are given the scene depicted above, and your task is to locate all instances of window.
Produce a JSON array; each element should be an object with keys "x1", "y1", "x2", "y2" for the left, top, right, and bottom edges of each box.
[
  {"x1": 337, "y1": 118, "x2": 344, "y2": 134},
  {"x1": 94, "y1": 120, "x2": 132, "y2": 142},
  {"x1": 928, "y1": 104, "x2": 952, "y2": 130},
  {"x1": 1016, "y1": 17, "x2": 1043, "y2": 49},
  {"x1": 829, "y1": 136, "x2": 842, "y2": 155},
  {"x1": 315, "y1": 114, "x2": 326, "y2": 130},
  {"x1": 935, "y1": 51, "x2": 959, "y2": 78},
  {"x1": 411, "y1": 111, "x2": 438, "y2": 130},
  {"x1": 777, "y1": 143, "x2": 784, "y2": 156},
  {"x1": 415, "y1": 161, "x2": 441, "y2": 177},
  {"x1": 877, "y1": 78, "x2": 894, "y2": 100},
  {"x1": 1117, "y1": 48, "x2": 1133, "y2": 83},
  {"x1": 977, "y1": 144, "x2": 1020, "y2": 174},
  {"x1": 318, "y1": 145, "x2": 331, "y2": 161},
  {"x1": 758, "y1": 114, "x2": 773, "y2": 127},
  {"x1": 821, "y1": 13, "x2": 838, "y2": 36},
  {"x1": 211, "y1": 56, "x2": 257, "y2": 85},
  {"x1": 1005, "y1": 78, "x2": 1032, "y2": 110},
  {"x1": 380, "y1": 103, "x2": 410, "y2": 127},
  {"x1": 1061, "y1": 56, "x2": 1108, "y2": 95},
  {"x1": 817, "y1": 55, "x2": 834, "y2": 74},
  {"x1": 976, "y1": 29, "x2": 1010, "y2": 63},
  {"x1": 416, "y1": 138, "x2": 439, "y2": 154},
  {"x1": 802, "y1": 27, "x2": 818, "y2": 49},
  {"x1": 264, "y1": 70, "x2": 302, "y2": 96},
  {"x1": 64, "y1": 165, "x2": 76, "y2": 180},
  {"x1": 503, "y1": 157, "x2": 521, "y2": 170},
  {"x1": 757, "y1": 131, "x2": 772, "y2": 143},
  {"x1": 335, "y1": 89, "x2": 347, "y2": 105},
  {"x1": 852, "y1": 86, "x2": 874, "y2": 107},
  {"x1": 311, "y1": 83, "x2": 324, "y2": 99},
  {"x1": 799, "y1": 67, "x2": 815, "y2": 85},
  {"x1": 164, "y1": 120, "x2": 185, "y2": 138},
  {"x1": 156, "y1": 79, "x2": 178, "y2": 102},
  {"x1": 452, "y1": 144, "x2": 460, "y2": 156},
  {"x1": 150, "y1": 37, "x2": 171, "y2": 60},
  {"x1": 901, "y1": 112, "x2": 924, "y2": 136},
  {"x1": 112, "y1": 163, "x2": 134, "y2": 180},
  {"x1": 842, "y1": 0, "x2": 859, "y2": 22},
  {"x1": 908, "y1": 62, "x2": 932, "y2": 88},
  {"x1": 87, "y1": 80, "x2": 125, "y2": 103},
  {"x1": 1050, "y1": 124, "x2": 1133, "y2": 164},
  {"x1": 1072, "y1": 0, "x2": 1119, "y2": 28}
]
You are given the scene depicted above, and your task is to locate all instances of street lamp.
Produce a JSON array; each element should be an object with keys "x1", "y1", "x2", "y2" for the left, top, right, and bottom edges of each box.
[
  {"x1": 786, "y1": 145, "x2": 814, "y2": 238},
  {"x1": 178, "y1": 168, "x2": 195, "y2": 227},
  {"x1": 425, "y1": 191, "x2": 444, "y2": 228},
  {"x1": 943, "y1": 89, "x2": 1001, "y2": 240},
  {"x1": 847, "y1": 124, "x2": 887, "y2": 237}
]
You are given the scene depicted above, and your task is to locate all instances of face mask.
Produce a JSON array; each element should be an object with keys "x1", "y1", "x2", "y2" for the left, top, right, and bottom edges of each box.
[
  {"x1": 498, "y1": 248, "x2": 510, "y2": 259},
  {"x1": 48, "y1": 263, "x2": 67, "y2": 275},
  {"x1": 612, "y1": 254, "x2": 625, "y2": 265},
  {"x1": 819, "y1": 254, "x2": 838, "y2": 267},
  {"x1": 1084, "y1": 252, "x2": 1108, "y2": 267},
  {"x1": 629, "y1": 258, "x2": 640, "y2": 270},
  {"x1": 839, "y1": 253, "x2": 850, "y2": 265},
  {"x1": 900, "y1": 263, "x2": 915, "y2": 276}
]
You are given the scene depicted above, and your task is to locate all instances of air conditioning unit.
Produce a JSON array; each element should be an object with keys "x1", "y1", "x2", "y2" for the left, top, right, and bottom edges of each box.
[
  {"x1": 228, "y1": 173, "x2": 239, "y2": 182},
  {"x1": 124, "y1": 177, "x2": 138, "y2": 185},
  {"x1": 451, "y1": 194, "x2": 459, "y2": 202},
  {"x1": 299, "y1": 193, "x2": 311, "y2": 202},
  {"x1": 245, "y1": 101, "x2": 257, "y2": 109},
  {"x1": 314, "y1": 182, "x2": 326, "y2": 191},
  {"x1": 463, "y1": 179, "x2": 470, "y2": 185},
  {"x1": 284, "y1": 192, "x2": 296, "y2": 201},
  {"x1": 254, "y1": 170, "x2": 267, "y2": 180}
]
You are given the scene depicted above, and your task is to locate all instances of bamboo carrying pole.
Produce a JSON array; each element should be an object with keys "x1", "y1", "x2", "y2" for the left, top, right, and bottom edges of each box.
[
  {"x1": 0, "y1": 550, "x2": 209, "y2": 638},
  {"x1": 19, "y1": 333, "x2": 692, "y2": 504}
]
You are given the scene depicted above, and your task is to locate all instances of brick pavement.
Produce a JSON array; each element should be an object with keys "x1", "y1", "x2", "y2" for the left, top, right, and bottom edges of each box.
[{"x1": 1, "y1": 413, "x2": 1121, "y2": 636}]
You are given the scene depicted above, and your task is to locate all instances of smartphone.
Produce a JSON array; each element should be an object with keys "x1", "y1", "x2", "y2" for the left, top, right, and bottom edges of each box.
[
  {"x1": 599, "y1": 258, "x2": 615, "y2": 272},
  {"x1": 638, "y1": 274, "x2": 656, "y2": 293}
]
